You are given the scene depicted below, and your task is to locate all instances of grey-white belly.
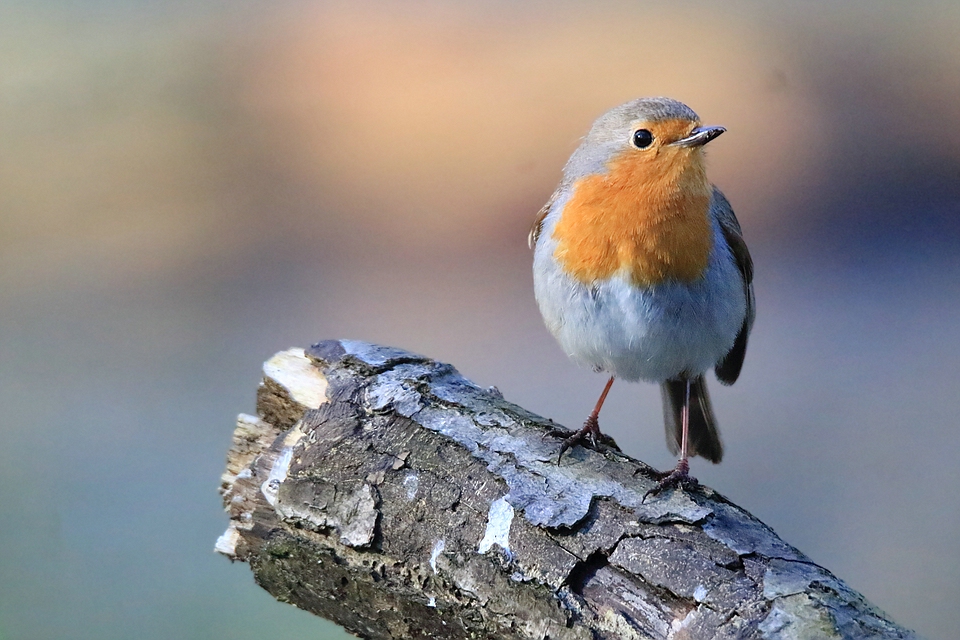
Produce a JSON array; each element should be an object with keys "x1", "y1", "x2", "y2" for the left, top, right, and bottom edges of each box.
[{"x1": 533, "y1": 234, "x2": 746, "y2": 382}]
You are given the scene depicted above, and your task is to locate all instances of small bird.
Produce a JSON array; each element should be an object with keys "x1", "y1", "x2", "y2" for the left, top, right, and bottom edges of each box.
[{"x1": 529, "y1": 97, "x2": 754, "y2": 495}]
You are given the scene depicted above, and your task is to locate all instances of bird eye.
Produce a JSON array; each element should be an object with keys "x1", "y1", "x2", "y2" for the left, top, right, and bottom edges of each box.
[{"x1": 632, "y1": 129, "x2": 654, "y2": 149}]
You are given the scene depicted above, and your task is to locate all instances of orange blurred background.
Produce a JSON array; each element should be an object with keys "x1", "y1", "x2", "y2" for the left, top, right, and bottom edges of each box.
[{"x1": 2, "y1": 1, "x2": 959, "y2": 638}]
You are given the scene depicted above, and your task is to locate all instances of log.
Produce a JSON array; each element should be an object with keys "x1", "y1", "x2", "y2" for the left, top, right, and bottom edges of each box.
[{"x1": 216, "y1": 340, "x2": 918, "y2": 640}]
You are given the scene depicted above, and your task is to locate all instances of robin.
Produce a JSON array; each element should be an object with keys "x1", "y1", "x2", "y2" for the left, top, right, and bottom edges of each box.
[{"x1": 529, "y1": 97, "x2": 754, "y2": 495}]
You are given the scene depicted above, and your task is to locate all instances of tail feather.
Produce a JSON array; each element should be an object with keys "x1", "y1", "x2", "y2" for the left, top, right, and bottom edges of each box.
[{"x1": 660, "y1": 376, "x2": 723, "y2": 463}]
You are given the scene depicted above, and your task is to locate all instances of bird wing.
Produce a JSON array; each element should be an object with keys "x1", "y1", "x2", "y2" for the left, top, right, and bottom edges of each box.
[
  {"x1": 712, "y1": 187, "x2": 755, "y2": 385},
  {"x1": 528, "y1": 188, "x2": 561, "y2": 250}
]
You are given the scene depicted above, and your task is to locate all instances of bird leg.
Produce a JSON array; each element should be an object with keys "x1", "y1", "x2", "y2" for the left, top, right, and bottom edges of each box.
[
  {"x1": 644, "y1": 378, "x2": 699, "y2": 500},
  {"x1": 557, "y1": 376, "x2": 615, "y2": 463}
]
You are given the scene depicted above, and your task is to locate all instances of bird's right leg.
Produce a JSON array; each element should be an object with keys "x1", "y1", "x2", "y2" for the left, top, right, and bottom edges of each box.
[{"x1": 557, "y1": 376, "x2": 615, "y2": 463}]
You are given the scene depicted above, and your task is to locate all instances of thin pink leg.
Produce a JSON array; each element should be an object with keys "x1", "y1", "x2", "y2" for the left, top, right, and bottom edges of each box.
[
  {"x1": 679, "y1": 378, "x2": 690, "y2": 463},
  {"x1": 644, "y1": 378, "x2": 694, "y2": 500},
  {"x1": 557, "y1": 376, "x2": 615, "y2": 463}
]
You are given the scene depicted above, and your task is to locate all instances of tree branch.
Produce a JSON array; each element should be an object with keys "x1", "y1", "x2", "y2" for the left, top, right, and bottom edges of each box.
[{"x1": 216, "y1": 340, "x2": 918, "y2": 640}]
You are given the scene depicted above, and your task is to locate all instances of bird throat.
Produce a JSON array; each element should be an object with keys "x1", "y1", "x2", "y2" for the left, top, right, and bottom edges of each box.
[{"x1": 551, "y1": 147, "x2": 713, "y2": 287}]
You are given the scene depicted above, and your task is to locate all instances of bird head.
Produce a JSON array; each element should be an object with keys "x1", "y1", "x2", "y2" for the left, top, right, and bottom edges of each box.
[{"x1": 563, "y1": 97, "x2": 725, "y2": 185}]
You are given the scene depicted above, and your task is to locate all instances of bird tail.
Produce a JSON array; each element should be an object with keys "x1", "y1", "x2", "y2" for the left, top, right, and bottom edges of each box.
[{"x1": 661, "y1": 376, "x2": 723, "y2": 463}]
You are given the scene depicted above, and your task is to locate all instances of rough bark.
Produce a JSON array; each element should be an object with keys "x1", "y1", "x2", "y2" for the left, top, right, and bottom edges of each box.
[{"x1": 216, "y1": 340, "x2": 918, "y2": 640}]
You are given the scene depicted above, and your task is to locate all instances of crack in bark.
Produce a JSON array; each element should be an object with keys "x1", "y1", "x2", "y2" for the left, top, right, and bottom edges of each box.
[{"x1": 564, "y1": 550, "x2": 610, "y2": 596}]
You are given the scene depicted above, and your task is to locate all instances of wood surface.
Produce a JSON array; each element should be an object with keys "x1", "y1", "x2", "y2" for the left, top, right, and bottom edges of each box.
[{"x1": 216, "y1": 340, "x2": 918, "y2": 640}]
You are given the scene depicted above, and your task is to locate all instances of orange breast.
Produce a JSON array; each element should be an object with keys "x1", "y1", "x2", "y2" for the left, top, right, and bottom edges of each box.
[{"x1": 551, "y1": 145, "x2": 713, "y2": 287}]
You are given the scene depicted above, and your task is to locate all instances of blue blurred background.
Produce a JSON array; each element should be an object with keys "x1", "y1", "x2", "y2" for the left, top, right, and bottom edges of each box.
[{"x1": 1, "y1": 1, "x2": 958, "y2": 638}]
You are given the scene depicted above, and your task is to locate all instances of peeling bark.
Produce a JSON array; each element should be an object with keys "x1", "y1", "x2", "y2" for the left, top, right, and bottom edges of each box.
[{"x1": 217, "y1": 341, "x2": 919, "y2": 640}]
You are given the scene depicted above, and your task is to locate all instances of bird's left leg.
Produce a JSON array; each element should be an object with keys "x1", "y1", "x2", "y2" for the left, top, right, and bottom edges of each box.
[
  {"x1": 644, "y1": 378, "x2": 699, "y2": 500},
  {"x1": 557, "y1": 376, "x2": 616, "y2": 463}
]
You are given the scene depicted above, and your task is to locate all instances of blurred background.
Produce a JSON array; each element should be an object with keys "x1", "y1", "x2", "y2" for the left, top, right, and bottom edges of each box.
[{"x1": 1, "y1": 0, "x2": 958, "y2": 638}]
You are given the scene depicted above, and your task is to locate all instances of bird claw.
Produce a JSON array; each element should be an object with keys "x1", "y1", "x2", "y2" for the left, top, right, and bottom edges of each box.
[
  {"x1": 541, "y1": 422, "x2": 570, "y2": 441},
  {"x1": 642, "y1": 459, "x2": 699, "y2": 502},
  {"x1": 556, "y1": 414, "x2": 610, "y2": 463}
]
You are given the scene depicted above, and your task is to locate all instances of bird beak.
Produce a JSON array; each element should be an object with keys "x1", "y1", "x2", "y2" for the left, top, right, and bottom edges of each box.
[{"x1": 671, "y1": 125, "x2": 726, "y2": 148}]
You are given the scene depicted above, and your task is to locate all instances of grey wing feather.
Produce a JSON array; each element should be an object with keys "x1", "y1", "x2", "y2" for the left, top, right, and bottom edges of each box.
[
  {"x1": 712, "y1": 186, "x2": 755, "y2": 385},
  {"x1": 528, "y1": 188, "x2": 560, "y2": 249}
]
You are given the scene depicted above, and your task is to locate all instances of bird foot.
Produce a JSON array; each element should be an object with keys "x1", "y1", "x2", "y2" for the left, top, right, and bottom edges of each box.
[
  {"x1": 642, "y1": 459, "x2": 699, "y2": 502},
  {"x1": 556, "y1": 414, "x2": 616, "y2": 463}
]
